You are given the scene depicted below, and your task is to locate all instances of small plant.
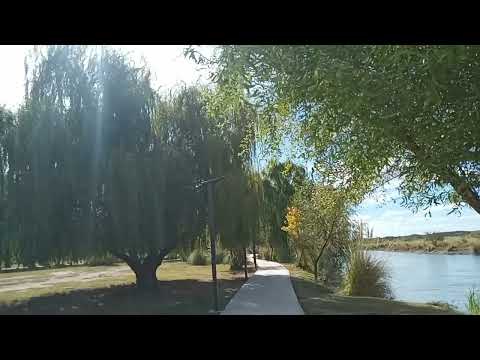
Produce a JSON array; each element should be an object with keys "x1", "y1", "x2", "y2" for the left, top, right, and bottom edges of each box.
[
  {"x1": 187, "y1": 249, "x2": 208, "y2": 266},
  {"x1": 86, "y1": 254, "x2": 118, "y2": 267},
  {"x1": 342, "y1": 246, "x2": 393, "y2": 299},
  {"x1": 215, "y1": 250, "x2": 230, "y2": 264},
  {"x1": 229, "y1": 249, "x2": 245, "y2": 270},
  {"x1": 447, "y1": 245, "x2": 457, "y2": 252},
  {"x1": 466, "y1": 288, "x2": 480, "y2": 315},
  {"x1": 178, "y1": 249, "x2": 190, "y2": 262},
  {"x1": 472, "y1": 243, "x2": 480, "y2": 255}
]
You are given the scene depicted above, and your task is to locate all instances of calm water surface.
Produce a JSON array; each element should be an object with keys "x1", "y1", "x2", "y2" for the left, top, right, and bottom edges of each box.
[{"x1": 369, "y1": 251, "x2": 480, "y2": 313}]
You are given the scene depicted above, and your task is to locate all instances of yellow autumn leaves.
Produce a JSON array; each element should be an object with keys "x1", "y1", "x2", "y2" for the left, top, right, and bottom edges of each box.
[{"x1": 281, "y1": 206, "x2": 301, "y2": 241}]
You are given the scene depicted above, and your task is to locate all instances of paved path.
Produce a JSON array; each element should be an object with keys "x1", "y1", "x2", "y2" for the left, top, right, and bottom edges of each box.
[{"x1": 222, "y1": 257, "x2": 304, "y2": 315}]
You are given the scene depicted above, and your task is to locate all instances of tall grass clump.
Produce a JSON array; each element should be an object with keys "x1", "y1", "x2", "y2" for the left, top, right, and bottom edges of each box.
[
  {"x1": 187, "y1": 249, "x2": 208, "y2": 266},
  {"x1": 466, "y1": 288, "x2": 480, "y2": 315},
  {"x1": 215, "y1": 250, "x2": 230, "y2": 264},
  {"x1": 472, "y1": 243, "x2": 480, "y2": 255},
  {"x1": 343, "y1": 246, "x2": 393, "y2": 299}
]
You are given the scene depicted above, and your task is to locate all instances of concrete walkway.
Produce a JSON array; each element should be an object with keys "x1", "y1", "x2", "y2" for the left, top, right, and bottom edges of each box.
[{"x1": 222, "y1": 257, "x2": 304, "y2": 315}]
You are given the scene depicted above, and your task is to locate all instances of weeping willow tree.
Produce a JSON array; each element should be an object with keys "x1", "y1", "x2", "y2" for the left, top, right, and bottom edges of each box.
[
  {"x1": 0, "y1": 106, "x2": 15, "y2": 268},
  {"x1": 2, "y1": 45, "x2": 270, "y2": 289},
  {"x1": 215, "y1": 168, "x2": 262, "y2": 274},
  {"x1": 152, "y1": 86, "x2": 226, "y2": 255},
  {"x1": 153, "y1": 86, "x2": 267, "y2": 279},
  {"x1": 1, "y1": 46, "x2": 204, "y2": 288},
  {"x1": 204, "y1": 98, "x2": 264, "y2": 273},
  {"x1": 260, "y1": 159, "x2": 307, "y2": 262}
]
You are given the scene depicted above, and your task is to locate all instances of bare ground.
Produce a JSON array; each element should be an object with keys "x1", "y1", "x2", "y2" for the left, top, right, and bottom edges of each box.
[{"x1": 0, "y1": 265, "x2": 133, "y2": 293}]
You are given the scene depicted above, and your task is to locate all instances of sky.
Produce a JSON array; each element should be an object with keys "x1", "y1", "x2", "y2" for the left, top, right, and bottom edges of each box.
[
  {"x1": 0, "y1": 45, "x2": 215, "y2": 110},
  {"x1": 354, "y1": 180, "x2": 480, "y2": 237},
  {"x1": 0, "y1": 45, "x2": 478, "y2": 237}
]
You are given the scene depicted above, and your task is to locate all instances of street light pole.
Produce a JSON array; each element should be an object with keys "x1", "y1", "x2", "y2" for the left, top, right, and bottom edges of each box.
[
  {"x1": 207, "y1": 182, "x2": 218, "y2": 312},
  {"x1": 194, "y1": 176, "x2": 224, "y2": 313}
]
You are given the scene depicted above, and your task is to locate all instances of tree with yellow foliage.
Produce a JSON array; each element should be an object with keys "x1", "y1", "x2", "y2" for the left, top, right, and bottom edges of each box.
[
  {"x1": 282, "y1": 206, "x2": 308, "y2": 268},
  {"x1": 283, "y1": 185, "x2": 353, "y2": 282}
]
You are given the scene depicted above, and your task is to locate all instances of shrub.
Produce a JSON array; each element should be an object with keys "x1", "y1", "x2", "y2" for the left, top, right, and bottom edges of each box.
[
  {"x1": 258, "y1": 247, "x2": 274, "y2": 261},
  {"x1": 472, "y1": 243, "x2": 480, "y2": 255},
  {"x1": 466, "y1": 288, "x2": 480, "y2": 315},
  {"x1": 342, "y1": 247, "x2": 393, "y2": 299},
  {"x1": 215, "y1": 250, "x2": 230, "y2": 264},
  {"x1": 229, "y1": 249, "x2": 244, "y2": 270},
  {"x1": 86, "y1": 254, "x2": 118, "y2": 267},
  {"x1": 187, "y1": 249, "x2": 208, "y2": 266},
  {"x1": 163, "y1": 251, "x2": 179, "y2": 261},
  {"x1": 313, "y1": 244, "x2": 349, "y2": 285}
]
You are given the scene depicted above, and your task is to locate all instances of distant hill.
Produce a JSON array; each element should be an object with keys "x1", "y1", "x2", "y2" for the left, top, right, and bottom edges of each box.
[{"x1": 378, "y1": 230, "x2": 480, "y2": 242}]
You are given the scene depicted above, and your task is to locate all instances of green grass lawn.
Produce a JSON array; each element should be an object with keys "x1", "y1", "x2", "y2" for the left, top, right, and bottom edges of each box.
[
  {"x1": 0, "y1": 262, "x2": 254, "y2": 315},
  {"x1": 284, "y1": 264, "x2": 461, "y2": 315}
]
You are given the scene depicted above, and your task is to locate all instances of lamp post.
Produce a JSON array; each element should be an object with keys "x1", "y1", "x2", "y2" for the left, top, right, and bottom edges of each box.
[{"x1": 194, "y1": 176, "x2": 224, "y2": 313}]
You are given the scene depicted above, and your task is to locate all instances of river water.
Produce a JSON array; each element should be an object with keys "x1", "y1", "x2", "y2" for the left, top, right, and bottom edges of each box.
[{"x1": 369, "y1": 251, "x2": 480, "y2": 313}]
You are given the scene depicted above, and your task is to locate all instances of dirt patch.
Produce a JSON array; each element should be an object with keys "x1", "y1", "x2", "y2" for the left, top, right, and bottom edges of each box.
[{"x1": 0, "y1": 266, "x2": 133, "y2": 293}]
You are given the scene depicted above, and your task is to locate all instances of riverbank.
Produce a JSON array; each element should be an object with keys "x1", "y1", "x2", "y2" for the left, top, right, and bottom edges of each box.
[
  {"x1": 362, "y1": 231, "x2": 480, "y2": 255},
  {"x1": 284, "y1": 264, "x2": 461, "y2": 315},
  {"x1": 363, "y1": 244, "x2": 477, "y2": 255}
]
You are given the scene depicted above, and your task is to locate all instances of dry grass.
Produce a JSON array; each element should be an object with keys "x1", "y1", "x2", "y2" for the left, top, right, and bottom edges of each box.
[
  {"x1": 0, "y1": 262, "x2": 252, "y2": 314},
  {"x1": 472, "y1": 243, "x2": 480, "y2": 255},
  {"x1": 363, "y1": 231, "x2": 480, "y2": 254},
  {"x1": 284, "y1": 264, "x2": 460, "y2": 315},
  {"x1": 342, "y1": 249, "x2": 392, "y2": 299}
]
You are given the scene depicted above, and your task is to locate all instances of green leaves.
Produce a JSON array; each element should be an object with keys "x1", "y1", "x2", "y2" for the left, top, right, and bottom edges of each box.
[
  {"x1": 208, "y1": 45, "x2": 480, "y2": 216},
  {"x1": 3, "y1": 47, "x2": 214, "y2": 267}
]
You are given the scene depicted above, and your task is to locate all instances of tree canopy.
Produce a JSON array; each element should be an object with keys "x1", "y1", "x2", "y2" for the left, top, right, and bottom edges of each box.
[
  {"x1": 197, "y1": 45, "x2": 480, "y2": 216},
  {"x1": 0, "y1": 46, "x2": 269, "y2": 290},
  {"x1": 260, "y1": 159, "x2": 307, "y2": 261}
]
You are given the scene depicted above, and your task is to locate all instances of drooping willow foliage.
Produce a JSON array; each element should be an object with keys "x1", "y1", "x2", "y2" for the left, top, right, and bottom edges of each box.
[
  {"x1": 259, "y1": 160, "x2": 308, "y2": 262},
  {"x1": 200, "y1": 97, "x2": 262, "y2": 269},
  {"x1": 0, "y1": 45, "x2": 270, "y2": 288},
  {"x1": 0, "y1": 106, "x2": 15, "y2": 267},
  {"x1": 3, "y1": 46, "x2": 187, "y2": 272}
]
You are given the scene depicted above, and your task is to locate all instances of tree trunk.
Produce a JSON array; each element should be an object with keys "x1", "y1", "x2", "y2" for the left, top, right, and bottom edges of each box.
[
  {"x1": 112, "y1": 250, "x2": 169, "y2": 290},
  {"x1": 134, "y1": 263, "x2": 159, "y2": 290},
  {"x1": 314, "y1": 255, "x2": 322, "y2": 282},
  {"x1": 298, "y1": 250, "x2": 307, "y2": 269},
  {"x1": 404, "y1": 137, "x2": 480, "y2": 215},
  {"x1": 313, "y1": 239, "x2": 331, "y2": 282},
  {"x1": 243, "y1": 247, "x2": 248, "y2": 280},
  {"x1": 447, "y1": 171, "x2": 480, "y2": 215},
  {"x1": 252, "y1": 239, "x2": 258, "y2": 270}
]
